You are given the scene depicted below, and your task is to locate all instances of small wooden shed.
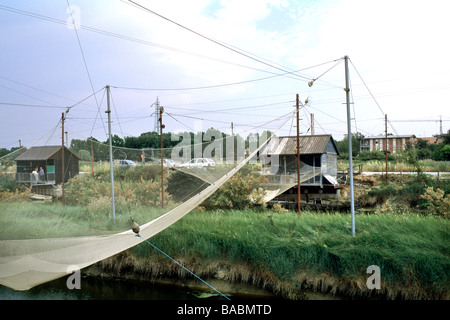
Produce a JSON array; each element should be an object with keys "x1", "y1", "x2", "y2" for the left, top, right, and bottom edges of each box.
[
  {"x1": 260, "y1": 134, "x2": 340, "y2": 185},
  {"x1": 15, "y1": 145, "x2": 80, "y2": 185},
  {"x1": 260, "y1": 135, "x2": 342, "y2": 204}
]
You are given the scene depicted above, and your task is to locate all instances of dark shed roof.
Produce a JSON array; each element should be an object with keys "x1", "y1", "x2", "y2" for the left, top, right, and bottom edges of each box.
[
  {"x1": 262, "y1": 135, "x2": 339, "y2": 155},
  {"x1": 14, "y1": 146, "x2": 80, "y2": 161}
]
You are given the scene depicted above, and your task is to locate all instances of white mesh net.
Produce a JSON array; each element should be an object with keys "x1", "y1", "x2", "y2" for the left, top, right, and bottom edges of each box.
[{"x1": 0, "y1": 114, "x2": 295, "y2": 291}]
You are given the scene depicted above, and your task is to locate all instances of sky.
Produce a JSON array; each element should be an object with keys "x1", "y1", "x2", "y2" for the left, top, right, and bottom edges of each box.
[{"x1": 1, "y1": 0, "x2": 449, "y2": 151}]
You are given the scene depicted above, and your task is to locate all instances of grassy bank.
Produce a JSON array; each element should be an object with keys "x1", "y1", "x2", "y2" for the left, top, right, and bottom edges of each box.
[
  {"x1": 122, "y1": 209, "x2": 449, "y2": 299},
  {"x1": 1, "y1": 202, "x2": 448, "y2": 299}
]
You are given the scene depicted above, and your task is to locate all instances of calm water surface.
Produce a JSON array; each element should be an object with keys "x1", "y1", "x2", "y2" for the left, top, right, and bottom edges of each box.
[{"x1": 0, "y1": 276, "x2": 270, "y2": 300}]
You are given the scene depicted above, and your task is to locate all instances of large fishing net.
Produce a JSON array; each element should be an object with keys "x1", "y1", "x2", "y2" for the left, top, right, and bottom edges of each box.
[{"x1": 1, "y1": 113, "x2": 313, "y2": 291}]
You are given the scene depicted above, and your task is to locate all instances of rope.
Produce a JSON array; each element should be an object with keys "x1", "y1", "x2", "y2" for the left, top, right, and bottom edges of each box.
[{"x1": 136, "y1": 234, "x2": 231, "y2": 300}]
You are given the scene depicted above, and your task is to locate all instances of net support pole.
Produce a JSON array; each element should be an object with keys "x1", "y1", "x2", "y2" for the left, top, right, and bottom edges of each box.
[
  {"x1": 106, "y1": 85, "x2": 116, "y2": 228},
  {"x1": 159, "y1": 106, "x2": 165, "y2": 209},
  {"x1": 296, "y1": 94, "x2": 301, "y2": 218},
  {"x1": 385, "y1": 114, "x2": 388, "y2": 185},
  {"x1": 61, "y1": 112, "x2": 65, "y2": 206},
  {"x1": 344, "y1": 56, "x2": 355, "y2": 236}
]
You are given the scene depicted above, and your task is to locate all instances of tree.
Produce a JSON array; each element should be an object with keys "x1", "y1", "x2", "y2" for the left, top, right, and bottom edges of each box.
[
  {"x1": 106, "y1": 134, "x2": 124, "y2": 147},
  {"x1": 415, "y1": 139, "x2": 432, "y2": 160},
  {"x1": 336, "y1": 132, "x2": 364, "y2": 157},
  {"x1": 440, "y1": 145, "x2": 450, "y2": 161}
]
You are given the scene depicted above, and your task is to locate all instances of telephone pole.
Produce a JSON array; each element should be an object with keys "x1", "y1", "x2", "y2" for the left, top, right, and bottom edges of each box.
[{"x1": 154, "y1": 97, "x2": 161, "y2": 132}]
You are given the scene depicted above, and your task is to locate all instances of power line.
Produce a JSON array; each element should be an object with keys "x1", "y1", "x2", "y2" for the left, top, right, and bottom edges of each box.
[
  {"x1": 0, "y1": 102, "x2": 66, "y2": 109},
  {"x1": 0, "y1": 75, "x2": 78, "y2": 104},
  {"x1": 109, "y1": 89, "x2": 125, "y2": 140},
  {"x1": 349, "y1": 59, "x2": 398, "y2": 135},
  {"x1": 168, "y1": 100, "x2": 292, "y2": 115},
  {"x1": 0, "y1": 4, "x2": 323, "y2": 85},
  {"x1": 389, "y1": 119, "x2": 450, "y2": 122},
  {"x1": 111, "y1": 70, "x2": 303, "y2": 92},
  {"x1": 66, "y1": 1, "x2": 106, "y2": 137},
  {"x1": 110, "y1": 60, "x2": 344, "y2": 93},
  {"x1": 126, "y1": 0, "x2": 312, "y2": 81}
]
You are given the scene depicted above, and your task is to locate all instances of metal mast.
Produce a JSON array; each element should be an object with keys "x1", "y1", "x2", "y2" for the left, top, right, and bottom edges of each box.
[
  {"x1": 296, "y1": 94, "x2": 301, "y2": 217},
  {"x1": 61, "y1": 112, "x2": 65, "y2": 206},
  {"x1": 159, "y1": 106, "x2": 165, "y2": 209},
  {"x1": 344, "y1": 56, "x2": 355, "y2": 236},
  {"x1": 106, "y1": 85, "x2": 116, "y2": 228}
]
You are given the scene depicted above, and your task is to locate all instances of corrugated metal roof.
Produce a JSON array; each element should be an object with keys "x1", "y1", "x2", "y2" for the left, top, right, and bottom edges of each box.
[
  {"x1": 14, "y1": 146, "x2": 80, "y2": 161},
  {"x1": 262, "y1": 135, "x2": 339, "y2": 155}
]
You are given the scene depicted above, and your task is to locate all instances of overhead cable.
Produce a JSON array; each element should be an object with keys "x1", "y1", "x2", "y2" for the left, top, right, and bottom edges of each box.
[{"x1": 127, "y1": 0, "x2": 312, "y2": 81}]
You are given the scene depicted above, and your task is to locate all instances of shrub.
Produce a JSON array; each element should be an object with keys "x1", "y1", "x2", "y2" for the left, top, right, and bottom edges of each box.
[
  {"x1": 201, "y1": 172, "x2": 267, "y2": 210},
  {"x1": 0, "y1": 174, "x2": 20, "y2": 192},
  {"x1": 420, "y1": 187, "x2": 450, "y2": 217},
  {"x1": 133, "y1": 177, "x2": 172, "y2": 208},
  {"x1": 65, "y1": 175, "x2": 110, "y2": 206},
  {"x1": 166, "y1": 170, "x2": 208, "y2": 203}
]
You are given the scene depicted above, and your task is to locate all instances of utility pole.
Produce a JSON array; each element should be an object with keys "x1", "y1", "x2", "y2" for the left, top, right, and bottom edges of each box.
[
  {"x1": 159, "y1": 106, "x2": 165, "y2": 209},
  {"x1": 385, "y1": 114, "x2": 388, "y2": 185},
  {"x1": 310, "y1": 113, "x2": 314, "y2": 135},
  {"x1": 19, "y1": 139, "x2": 22, "y2": 155},
  {"x1": 61, "y1": 112, "x2": 65, "y2": 206},
  {"x1": 344, "y1": 56, "x2": 355, "y2": 236},
  {"x1": 296, "y1": 94, "x2": 301, "y2": 218},
  {"x1": 154, "y1": 97, "x2": 161, "y2": 132},
  {"x1": 106, "y1": 85, "x2": 116, "y2": 228}
]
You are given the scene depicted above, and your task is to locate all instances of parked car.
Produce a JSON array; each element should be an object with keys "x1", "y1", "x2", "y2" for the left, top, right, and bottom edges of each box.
[
  {"x1": 180, "y1": 158, "x2": 215, "y2": 168},
  {"x1": 118, "y1": 159, "x2": 137, "y2": 167},
  {"x1": 163, "y1": 159, "x2": 177, "y2": 167}
]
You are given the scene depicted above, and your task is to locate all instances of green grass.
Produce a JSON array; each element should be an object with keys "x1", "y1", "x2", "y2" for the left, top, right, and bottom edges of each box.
[
  {"x1": 132, "y1": 209, "x2": 449, "y2": 299},
  {"x1": 0, "y1": 202, "x2": 165, "y2": 239},
  {"x1": 1, "y1": 202, "x2": 448, "y2": 299},
  {"x1": 338, "y1": 158, "x2": 450, "y2": 172}
]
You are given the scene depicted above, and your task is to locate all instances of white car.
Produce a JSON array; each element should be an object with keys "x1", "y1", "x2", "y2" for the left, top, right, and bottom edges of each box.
[
  {"x1": 163, "y1": 159, "x2": 177, "y2": 167},
  {"x1": 118, "y1": 159, "x2": 137, "y2": 167},
  {"x1": 180, "y1": 158, "x2": 215, "y2": 168}
]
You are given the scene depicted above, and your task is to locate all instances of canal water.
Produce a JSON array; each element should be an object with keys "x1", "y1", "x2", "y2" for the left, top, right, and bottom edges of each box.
[{"x1": 0, "y1": 276, "x2": 272, "y2": 300}]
